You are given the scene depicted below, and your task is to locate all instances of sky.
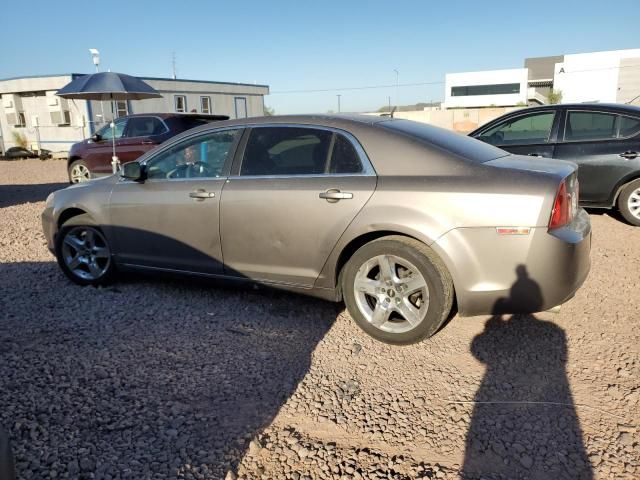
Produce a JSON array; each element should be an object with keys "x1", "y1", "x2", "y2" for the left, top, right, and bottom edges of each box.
[{"x1": 1, "y1": 0, "x2": 639, "y2": 114}]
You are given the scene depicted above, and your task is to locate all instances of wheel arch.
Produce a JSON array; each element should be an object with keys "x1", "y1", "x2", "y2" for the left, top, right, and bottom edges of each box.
[
  {"x1": 57, "y1": 208, "x2": 93, "y2": 229},
  {"x1": 67, "y1": 155, "x2": 83, "y2": 168},
  {"x1": 612, "y1": 174, "x2": 640, "y2": 206},
  {"x1": 331, "y1": 230, "x2": 455, "y2": 302}
]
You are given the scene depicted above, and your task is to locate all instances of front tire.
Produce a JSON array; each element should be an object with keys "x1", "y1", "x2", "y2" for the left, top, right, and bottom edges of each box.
[
  {"x1": 342, "y1": 236, "x2": 454, "y2": 345},
  {"x1": 617, "y1": 179, "x2": 640, "y2": 226},
  {"x1": 55, "y1": 216, "x2": 116, "y2": 286},
  {"x1": 68, "y1": 159, "x2": 91, "y2": 184}
]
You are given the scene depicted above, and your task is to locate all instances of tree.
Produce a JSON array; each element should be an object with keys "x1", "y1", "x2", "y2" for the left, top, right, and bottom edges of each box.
[
  {"x1": 547, "y1": 89, "x2": 563, "y2": 105},
  {"x1": 12, "y1": 131, "x2": 28, "y2": 149},
  {"x1": 263, "y1": 105, "x2": 275, "y2": 116}
]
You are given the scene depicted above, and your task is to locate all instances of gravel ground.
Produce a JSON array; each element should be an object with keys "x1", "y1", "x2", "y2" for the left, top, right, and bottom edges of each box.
[{"x1": 0, "y1": 159, "x2": 638, "y2": 480}]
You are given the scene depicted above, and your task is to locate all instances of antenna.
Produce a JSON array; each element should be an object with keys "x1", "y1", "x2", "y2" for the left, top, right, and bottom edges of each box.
[{"x1": 172, "y1": 52, "x2": 177, "y2": 79}]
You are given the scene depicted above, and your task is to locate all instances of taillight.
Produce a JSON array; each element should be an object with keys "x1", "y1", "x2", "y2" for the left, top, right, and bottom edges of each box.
[{"x1": 549, "y1": 180, "x2": 572, "y2": 229}]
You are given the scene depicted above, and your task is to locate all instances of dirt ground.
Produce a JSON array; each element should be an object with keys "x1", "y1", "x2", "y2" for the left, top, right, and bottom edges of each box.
[{"x1": 0, "y1": 159, "x2": 638, "y2": 480}]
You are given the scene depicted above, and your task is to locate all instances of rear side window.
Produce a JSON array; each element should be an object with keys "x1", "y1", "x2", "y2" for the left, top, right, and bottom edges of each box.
[
  {"x1": 330, "y1": 134, "x2": 363, "y2": 174},
  {"x1": 619, "y1": 116, "x2": 640, "y2": 138},
  {"x1": 241, "y1": 127, "x2": 332, "y2": 176},
  {"x1": 126, "y1": 117, "x2": 166, "y2": 137},
  {"x1": 565, "y1": 111, "x2": 617, "y2": 141},
  {"x1": 479, "y1": 112, "x2": 555, "y2": 145}
]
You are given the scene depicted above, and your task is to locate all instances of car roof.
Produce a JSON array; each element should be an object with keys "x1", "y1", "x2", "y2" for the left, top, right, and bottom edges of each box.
[
  {"x1": 120, "y1": 113, "x2": 229, "y2": 121},
  {"x1": 504, "y1": 103, "x2": 640, "y2": 114}
]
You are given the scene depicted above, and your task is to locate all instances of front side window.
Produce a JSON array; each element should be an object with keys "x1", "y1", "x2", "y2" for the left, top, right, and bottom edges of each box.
[
  {"x1": 97, "y1": 118, "x2": 127, "y2": 140},
  {"x1": 126, "y1": 117, "x2": 166, "y2": 138},
  {"x1": 241, "y1": 127, "x2": 333, "y2": 176},
  {"x1": 565, "y1": 111, "x2": 617, "y2": 141},
  {"x1": 201, "y1": 96, "x2": 211, "y2": 114},
  {"x1": 175, "y1": 95, "x2": 187, "y2": 113},
  {"x1": 479, "y1": 112, "x2": 555, "y2": 146},
  {"x1": 146, "y1": 129, "x2": 241, "y2": 180}
]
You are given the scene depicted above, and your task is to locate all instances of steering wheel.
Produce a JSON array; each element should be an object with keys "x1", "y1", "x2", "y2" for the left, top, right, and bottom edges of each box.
[{"x1": 166, "y1": 161, "x2": 215, "y2": 179}]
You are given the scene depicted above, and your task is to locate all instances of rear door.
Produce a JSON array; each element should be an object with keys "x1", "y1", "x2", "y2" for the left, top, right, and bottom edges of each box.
[
  {"x1": 220, "y1": 125, "x2": 376, "y2": 287},
  {"x1": 117, "y1": 116, "x2": 168, "y2": 164},
  {"x1": 554, "y1": 110, "x2": 640, "y2": 205},
  {"x1": 108, "y1": 128, "x2": 243, "y2": 273},
  {"x1": 473, "y1": 109, "x2": 559, "y2": 158}
]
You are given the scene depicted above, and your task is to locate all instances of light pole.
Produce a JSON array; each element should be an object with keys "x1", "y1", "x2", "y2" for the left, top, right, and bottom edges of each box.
[
  {"x1": 393, "y1": 69, "x2": 399, "y2": 111},
  {"x1": 89, "y1": 48, "x2": 100, "y2": 72},
  {"x1": 89, "y1": 49, "x2": 106, "y2": 127},
  {"x1": 337, "y1": 94, "x2": 341, "y2": 113}
]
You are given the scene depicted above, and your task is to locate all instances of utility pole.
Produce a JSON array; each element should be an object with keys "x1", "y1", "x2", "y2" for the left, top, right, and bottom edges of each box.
[
  {"x1": 393, "y1": 69, "x2": 399, "y2": 111},
  {"x1": 337, "y1": 94, "x2": 341, "y2": 113},
  {"x1": 172, "y1": 52, "x2": 177, "y2": 79},
  {"x1": 388, "y1": 96, "x2": 391, "y2": 113}
]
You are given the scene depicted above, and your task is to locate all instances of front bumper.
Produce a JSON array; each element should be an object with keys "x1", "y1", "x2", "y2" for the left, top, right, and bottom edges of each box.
[
  {"x1": 41, "y1": 205, "x2": 56, "y2": 254},
  {"x1": 432, "y1": 208, "x2": 591, "y2": 316}
]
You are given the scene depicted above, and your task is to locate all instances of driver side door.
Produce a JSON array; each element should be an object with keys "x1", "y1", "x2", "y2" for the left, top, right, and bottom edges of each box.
[
  {"x1": 108, "y1": 128, "x2": 243, "y2": 274},
  {"x1": 473, "y1": 110, "x2": 559, "y2": 158}
]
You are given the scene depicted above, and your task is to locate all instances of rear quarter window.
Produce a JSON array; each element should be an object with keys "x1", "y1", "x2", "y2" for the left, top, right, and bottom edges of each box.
[{"x1": 380, "y1": 119, "x2": 508, "y2": 163}]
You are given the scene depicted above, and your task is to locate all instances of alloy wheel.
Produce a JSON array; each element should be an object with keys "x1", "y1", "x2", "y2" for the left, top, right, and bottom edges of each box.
[
  {"x1": 61, "y1": 227, "x2": 111, "y2": 280},
  {"x1": 627, "y1": 187, "x2": 640, "y2": 220},
  {"x1": 353, "y1": 254, "x2": 430, "y2": 334},
  {"x1": 70, "y1": 164, "x2": 91, "y2": 183}
]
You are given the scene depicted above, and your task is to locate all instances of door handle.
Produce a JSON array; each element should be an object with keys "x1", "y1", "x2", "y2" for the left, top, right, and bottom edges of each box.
[
  {"x1": 527, "y1": 153, "x2": 543, "y2": 157},
  {"x1": 619, "y1": 151, "x2": 639, "y2": 159},
  {"x1": 319, "y1": 189, "x2": 353, "y2": 202},
  {"x1": 189, "y1": 190, "x2": 215, "y2": 199},
  {"x1": 141, "y1": 140, "x2": 155, "y2": 145}
]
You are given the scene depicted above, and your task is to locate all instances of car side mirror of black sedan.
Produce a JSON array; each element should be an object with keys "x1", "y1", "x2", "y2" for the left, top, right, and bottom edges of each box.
[
  {"x1": 120, "y1": 161, "x2": 144, "y2": 181},
  {"x1": 91, "y1": 133, "x2": 102, "y2": 142}
]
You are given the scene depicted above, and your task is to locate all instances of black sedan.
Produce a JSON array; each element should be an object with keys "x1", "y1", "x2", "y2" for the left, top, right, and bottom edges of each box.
[
  {"x1": 1, "y1": 147, "x2": 51, "y2": 160},
  {"x1": 470, "y1": 103, "x2": 640, "y2": 226}
]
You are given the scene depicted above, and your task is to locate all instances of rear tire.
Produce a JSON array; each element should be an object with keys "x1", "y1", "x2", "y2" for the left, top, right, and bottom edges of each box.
[
  {"x1": 617, "y1": 179, "x2": 640, "y2": 226},
  {"x1": 68, "y1": 159, "x2": 91, "y2": 184},
  {"x1": 55, "y1": 215, "x2": 116, "y2": 286},
  {"x1": 342, "y1": 236, "x2": 454, "y2": 345}
]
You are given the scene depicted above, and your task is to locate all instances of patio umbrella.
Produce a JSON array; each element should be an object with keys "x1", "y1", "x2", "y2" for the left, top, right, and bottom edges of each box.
[{"x1": 57, "y1": 72, "x2": 162, "y2": 172}]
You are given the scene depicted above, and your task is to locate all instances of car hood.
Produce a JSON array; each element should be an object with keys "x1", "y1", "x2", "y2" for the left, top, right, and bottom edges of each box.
[{"x1": 485, "y1": 154, "x2": 577, "y2": 180}]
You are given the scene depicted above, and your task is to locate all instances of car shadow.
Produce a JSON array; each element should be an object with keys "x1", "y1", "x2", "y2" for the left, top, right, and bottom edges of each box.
[
  {"x1": 461, "y1": 265, "x2": 592, "y2": 480},
  {"x1": 0, "y1": 183, "x2": 68, "y2": 209},
  {"x1": 0, "y1": 259, "x2": 338, "y2": 478}
]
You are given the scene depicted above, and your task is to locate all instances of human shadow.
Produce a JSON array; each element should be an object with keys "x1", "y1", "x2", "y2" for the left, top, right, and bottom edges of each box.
[
  {"x1": 0, "y1": 257, "x2": 337, "y2": 478},
  {"x1": 462, "y1": 265, "x2": 592, "y2": 480},
  {"x1": 0, "y1": 183, "x2": 68, "y2": 208},
  {"x1": 0, "y1": 425, "x2": 15, "y2": 480}
]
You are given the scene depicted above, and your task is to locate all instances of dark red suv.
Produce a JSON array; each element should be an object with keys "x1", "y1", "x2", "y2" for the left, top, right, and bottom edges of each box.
[{"x1": 67, "y1": 113, "x2": 228, "y2": 183}]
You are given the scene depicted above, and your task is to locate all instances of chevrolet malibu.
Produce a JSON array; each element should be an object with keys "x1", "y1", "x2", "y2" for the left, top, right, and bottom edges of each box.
[{"x1": 42, "y1": 115, "x2": 591, "y2": 344}]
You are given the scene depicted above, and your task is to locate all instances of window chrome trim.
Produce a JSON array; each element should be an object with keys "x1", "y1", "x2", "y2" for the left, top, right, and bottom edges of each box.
[{"x1": 236, "y1": 123, "x2": 376, "y2": 177}]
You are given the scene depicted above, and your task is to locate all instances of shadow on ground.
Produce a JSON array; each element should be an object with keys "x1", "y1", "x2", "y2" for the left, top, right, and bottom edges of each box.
[
  {"x1": 0, "y1": 183, "x2": 67, "y2": 209},
  {"x1": 0, "y1": 260, "x2": 338, "y2": 478},
  {"x1": 462, "y1": 266, "x2": 592, "y2": 480}
]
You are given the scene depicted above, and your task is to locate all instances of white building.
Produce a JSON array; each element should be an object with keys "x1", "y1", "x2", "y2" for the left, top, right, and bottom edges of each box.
[
  {"x1": 0, "y1": 74, "x2": 269, "y2": 154},
  {"x1": 443, "y1": 48, "x2": 640, "y2": 109},
  {"x1": 444, "y1": 68, "x2": 529, "y2": 109},
  {"x1": 553, "y1": 49, "x2": 640, "y2": 104}
]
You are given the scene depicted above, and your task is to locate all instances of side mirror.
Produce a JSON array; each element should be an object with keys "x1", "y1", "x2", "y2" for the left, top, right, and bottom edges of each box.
[
  {"x1": 120, "y1": 161, "x2": 144, "y2": 181},
  {"x1": 91, "y1": 133, "x2": 102, "y2": 142}
]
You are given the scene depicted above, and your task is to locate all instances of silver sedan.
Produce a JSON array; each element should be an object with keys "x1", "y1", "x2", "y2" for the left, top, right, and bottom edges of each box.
[{"x1": 42, "y1": 115, "x2": 591, "y2": 344}]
